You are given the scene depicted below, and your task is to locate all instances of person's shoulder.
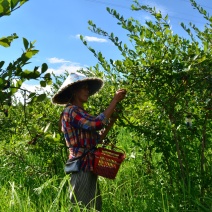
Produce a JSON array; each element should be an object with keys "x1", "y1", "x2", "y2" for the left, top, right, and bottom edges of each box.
[{"x1": 64, "y1": 105, "x2": 82, "y2": 113}]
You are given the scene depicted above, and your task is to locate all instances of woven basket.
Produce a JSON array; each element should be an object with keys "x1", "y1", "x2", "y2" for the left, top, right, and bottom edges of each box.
[{"x1": 93, "y1": 146, "x2": 125, "y2": 179}]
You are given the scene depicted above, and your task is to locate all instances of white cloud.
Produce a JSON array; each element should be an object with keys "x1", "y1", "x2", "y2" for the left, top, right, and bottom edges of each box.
[
  {"x1": 76, "y1": 34, "x2": 107, "y2": 43},
  {"x1": 46, "y1": 57, "x2": 86, "y2": 75},
  {"x1": 47, "y1": 57, "x2": 71, "y2": 64},
  {"x1": 21, "y1": 83, "x2": 40, "y2": 92},
  {"x1": 47, "y1": 63, "x2": 85, "y2": 76},
  {"x1": 13, "y1": 82, "x2": 51, "y2": 104},
  {"x1": 144, "y1": 15, "x2": 152, "y2": 20}
]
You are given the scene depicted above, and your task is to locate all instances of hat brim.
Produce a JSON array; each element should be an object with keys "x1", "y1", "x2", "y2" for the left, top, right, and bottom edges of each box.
[{"x1": 52, "y1": 78, "x2": 103, "y2": 105}]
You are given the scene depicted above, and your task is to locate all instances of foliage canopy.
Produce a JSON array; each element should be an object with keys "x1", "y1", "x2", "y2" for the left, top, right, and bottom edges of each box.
[{"x1": 79, "y1": 0, "x2": 212, "y2": 209}]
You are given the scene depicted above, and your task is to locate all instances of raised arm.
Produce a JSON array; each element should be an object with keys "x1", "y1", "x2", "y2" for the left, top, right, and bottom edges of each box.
[
  {"x1": 103, "y1": 89, "x2": 127, "y2": 119},
  {"x1": 99, "y1": 116, "x2": 118, "y2": 142},
  {"x1": 99, "y1": 88, "x2": 127, "y2": 141},
  {"x1": 63, "y1": 89, "x2": 127, "y2": 132}
]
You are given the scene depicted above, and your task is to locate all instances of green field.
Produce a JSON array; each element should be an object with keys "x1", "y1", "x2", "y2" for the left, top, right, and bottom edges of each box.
[{"x1": 0, "y1": 124, "x2": 211, "y2": 211}]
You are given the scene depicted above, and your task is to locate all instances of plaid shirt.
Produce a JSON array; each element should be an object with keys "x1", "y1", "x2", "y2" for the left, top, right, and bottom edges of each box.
[{"x1": 61, "y1": 105, "x2": 108, "y2": 171}]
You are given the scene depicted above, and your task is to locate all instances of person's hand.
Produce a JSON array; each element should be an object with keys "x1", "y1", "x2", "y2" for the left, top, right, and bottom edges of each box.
[
  {"x1": 113, "y1": 89, "x2": 127, "y2": 103},
  {"x1": 103, "y1": 89, "x2": 127, "y2": 121}
]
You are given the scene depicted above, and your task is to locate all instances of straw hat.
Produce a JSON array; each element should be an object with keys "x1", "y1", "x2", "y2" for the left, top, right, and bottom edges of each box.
[{"x1": 52, "y1": 71, "x2": 103, "y2": 105}]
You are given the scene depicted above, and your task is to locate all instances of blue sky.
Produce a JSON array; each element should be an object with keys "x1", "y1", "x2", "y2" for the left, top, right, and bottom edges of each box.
[{"x1": 1, "y1": 0, "x2": 212, "y2": 92}]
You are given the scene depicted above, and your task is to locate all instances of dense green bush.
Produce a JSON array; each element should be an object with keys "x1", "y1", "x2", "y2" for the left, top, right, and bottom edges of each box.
[{"x1": 79, "y1": 0, "x2": 212, "y2": 210}]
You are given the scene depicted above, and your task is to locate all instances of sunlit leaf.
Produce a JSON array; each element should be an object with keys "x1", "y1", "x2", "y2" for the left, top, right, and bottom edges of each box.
[
  {"x1": 0, "y1": 0, "x2": 10, "y2": 16},
  {"x1": 11, "y1": 0, "x2": 19, "y2": 9},
  {"x1": 20, "y1": 0, "x2": 29, "y2": 6},
  {"x1": 0, "y1": 37, "x2": 11, "y2": 47},
  {"x1": 10, "y1": 87, "x2": 18, "y2": 94}
]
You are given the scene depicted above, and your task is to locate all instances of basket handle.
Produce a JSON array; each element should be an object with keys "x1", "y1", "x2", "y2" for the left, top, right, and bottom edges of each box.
[{"x1": 102, "y1": 143, "x2": 125, "y2": 154}]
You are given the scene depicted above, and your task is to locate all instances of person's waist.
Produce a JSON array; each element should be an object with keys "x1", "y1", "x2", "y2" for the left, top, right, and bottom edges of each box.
[
  {"x1": 69, "y1": 147, "x2": 96, "y2": 157},
  {"x1": 68, "y1": 145, "x2": 97, "y2": 150},
  {"x1": 69, "y1": 147, "x2": 89, "y2": 156}
]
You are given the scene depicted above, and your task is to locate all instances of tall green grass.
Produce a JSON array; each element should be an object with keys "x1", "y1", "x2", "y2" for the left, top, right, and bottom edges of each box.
[
  {"x1": 0, "y1": 165, "x2": 167, "y2": 211},
  {"x1": 0, "y1": 128, "x2": 211, "y2": 211},
  {"x1": 2, "y1": 162, "x2": 210, "y2": 211}
]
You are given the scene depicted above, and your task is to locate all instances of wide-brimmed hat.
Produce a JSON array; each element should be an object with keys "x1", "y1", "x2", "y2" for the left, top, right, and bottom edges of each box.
[{"x1": 52, "y1": 71, "x2": 103, "y2": 105}]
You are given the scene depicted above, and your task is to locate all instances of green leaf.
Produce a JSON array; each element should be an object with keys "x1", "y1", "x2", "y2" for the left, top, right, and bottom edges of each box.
[
  {"x1": 37, "y1": 93, "x2": 46, "y2": 102},
  {"x1": 44, "y1": 73, "x2": 51, "y2": 78},
  {"x1": 0, "y1": 0, "x2": 10, "y2": 16},
  {"x1": 196, "y1": 56, "x2": 206, "y2": 64},
  {"x1": 0, "y1": 34, "x2": 18, "y2": 47},
  {"x1": 164, "y1": 28, "x2": 171, "y2": 35},
  {"x1": 11, "y1": 0, "x2": 19, "y2": 9},
  {"x1": 11, "y1": 87, "x2": 18, "y2": 94},
  {"x1": 22, "y1": 69, "x2": 31, "y2": 76},
  {"x1": 115, "y1": 60, "x2": 122, "y2": 66},
  {"x1": 28, "y1": 92, "x2": 36, "y2": 98},
  {"x1": 0, "y1": 61, "x2": 5, "y2": 68},
  {"x1": 0, "y1": 37, "x2": 11, "y2": 47},
  {"x1": 40, "y1": 81, "x2": 46, "y2": 87},
  {"x1": 25, "y1": 50, "x2": 39, "y2": 59},
  {"x1": 45, "y1": 134, "x2": 54, "y2": 142},
  {"x1": 156, "y1": 31, "x2": 162, "y2": 36},
  {"x1": 16, "y1": 79, "x2": 23, "y2": 87},
  {"x1": 46, "y1": 79, "x2": 52, "y2": 85},
  {"x1": 23, "y1": 37, "x2": 29, "y2": 50},
  {"x1": 41, "y1": 63, "x2": 48, "y2": 73},
  {"x1": 29, "y1": 40, "x2": 36, "y2": 48},
  {"x1": 20, "y1": 0, "x2": 29, "y2": 6},
  {"x1": 164, "y1": 14, "x2": 169, "y2": 21},
  {"x1": 203, "y1": 41, "x2": 208, "y2": 52},
  {"x1": 155, "y1": 12, "x2": 162, "y2": 19},
  {"x1": 27, "y1": 70, "x2": 40, "y2": 79}
]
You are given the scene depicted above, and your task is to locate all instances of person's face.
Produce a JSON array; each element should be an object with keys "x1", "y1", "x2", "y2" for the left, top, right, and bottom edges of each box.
[{"x1": 75, "y1": 83, "x2": 90, "y2": 103}]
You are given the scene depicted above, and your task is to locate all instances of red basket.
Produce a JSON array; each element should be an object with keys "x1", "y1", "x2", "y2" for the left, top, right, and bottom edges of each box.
[{"x1": 93, "y1": 146, "x2": 125, "y2": 179}]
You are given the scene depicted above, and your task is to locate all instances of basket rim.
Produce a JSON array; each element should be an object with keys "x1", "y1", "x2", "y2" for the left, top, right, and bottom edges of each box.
[
  {"x1": 95, "y1": 145, "x2": 125, "y2": 153},
  {"x1": 94, "y1": 148, "x2": 125, "y2": 161}
]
